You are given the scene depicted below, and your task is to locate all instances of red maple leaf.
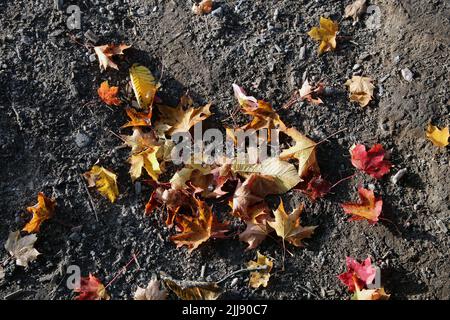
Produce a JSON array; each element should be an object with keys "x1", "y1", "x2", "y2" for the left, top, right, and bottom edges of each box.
[
  {"x1": 338, "y1": 257, "x2": 377, "y2": 292},
  {"x1": 302, "y1": 175, "x2": 331, "y2": 201},
  {"x1": 350, "y1": 144, "x2": 392, "y2": 179},
  {"x1": 74, "y1": 274, "x2": 109, "y2": 300},
  {"x1": 341, "y1": 187, "x2": 382, "y2": 224}
]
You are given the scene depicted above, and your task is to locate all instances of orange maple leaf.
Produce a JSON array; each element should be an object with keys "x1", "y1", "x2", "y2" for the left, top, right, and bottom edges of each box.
[
  {"x1": 74, "y1": 274, "x2": 110, "y2": 300},
  {"x1": 341, "y1": 187, "x2": 382, "y2": 224},
  {"x1": 170, "y1": 199, "x2": 229, "y2": 252},
  {"x1": 93, "y1": 44, "x2": 131, "y2": 70},
  {"x1": 23, "y1": 192, "x2": 56, "y2": 233},
  {"x1": 97, "y1": 81, "x2": 121, "y2": 106},
  {"x1": 122, "y1": 107, "x2": 152, "y2": 128}
]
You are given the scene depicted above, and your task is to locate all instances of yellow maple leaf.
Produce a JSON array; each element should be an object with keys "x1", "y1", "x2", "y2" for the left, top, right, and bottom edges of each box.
[
  {"x1": 129, "y1": 64, "x2": 160, "y2": 110},
  {"x1": 426, "y1": 124, "x2": 449, "y2": 147},
  {"x1": 129, "y1": 147, "x2": 161, "y2": 181},
  {"x1": 23, "y1": 193, "x2": 56, "y2": 233},
  {"x1": 267, "y1": 200, "x2": 317, "y2": 247},
  {"x1": 247, "y1": 251, "x2": 273, "y2": 289},
  {"x1": 93, "y1": 44, "x2": 131, "y2": 71},
  {"x1": 345, "y1": 76, "x2": 375, "y2": 107},
  {"x1": 84, "y1": 166, "x2": 119, "y2": 203},
  {"x1": 279, "y1": 127, "x2": 320, "y2": 179},
  {"x1": 308, "y1": 17, "x2": 339, "y2": 55},
  {"x1": 121, "y1": 128, "x2": 158, "y2": 155},
  {"x1": 157, "y1": 102, "x2": 212, "y2": 135}
]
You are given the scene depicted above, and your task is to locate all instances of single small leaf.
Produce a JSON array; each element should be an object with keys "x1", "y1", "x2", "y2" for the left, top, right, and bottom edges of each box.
[
  {"x1": 344, "y1": 0, "x2": 367, "y2": 22},
  {"x1": 338, "y1": 256, "x2": 377, "y2": 292},
  {"x1": 122, "y1": 107, "x2": 152, "y2": 128},
  {"x1": 134, "y1": 279, "x2": 168, "y2": 300},
  {"x1": 84, "y1": 165, "x2": 119, "y2": 203},
  {"x1": 426, "y1": 124, "x2": 449, "y2": 147},
  {"x1": 97, "y1": 81, "x2": 121, "y2": 106},
  {"x1": 74, "y1": 274, "x2": 110, "y2": 300},
  {"x1": 279, "y1": 127, "x2": 320, "y2": 179},
  {"x1": 352, "y1": 287, "x2": 390, "y2": 300},
  {"x1": 129, "y1": 147, "x2": 161, "y2": 182},
  {"x1": 170, "y1": 199, "x2": 229, "y2": 252},
  {"x1": 162, "y1": 274, "x2": 223, "y2": 300},
  {"x1": 302, "y1": 175, "x2": 331, "y2": 201},
  {"x1": 345, "y1": 76, "x2": 375, "y2": 107},
  {"x1": 307, "y1": 17, "x2": 339, "y2": 55},
  {"x1": 4, "y1": 231, "x2": 40, "y2": 267},
  {"x1": 341, "y1": 188, "x2": 382, "y2": 224},
  {"x1": 192, "y1": 0, "x2": 213, "y2": 15},
  {"x1": 93, "y1": 44, "x2": 131, "y2": 71},
  {"x1": 267, "y1": 200, "x2": 317, "y2": 247},
  {"x1": 23, "y1": 192, "x2": 56, "y2": 233},
  {"x1": 247, "y1": 251, "x2": 273, "y2": 289},
  {"x1": 350, "y1": 144, "x2": 392, "y2": 179},
  {"x1": 129, "y1": 64, "x2": 160, "y2": 110},
  {"x1": 298, "y1": 79, "x2": 324, "y2": 105}
]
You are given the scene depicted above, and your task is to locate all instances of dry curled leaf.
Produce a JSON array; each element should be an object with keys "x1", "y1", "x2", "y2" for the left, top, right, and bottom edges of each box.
[
  {"x1": 341, "y1": 187, "x2": 382, "y2": 224},
  {"x1": 345, "y1": 76, "x2": 375, "y2": 107},
  {"x1": 93, "y1": 44, "x2": 131, "y2": 71},
  {"x1": 122, "y1": 107, "x2": 152, "y2": 128},
  {"x1": 130, "y1": 64, "x2": 160, "y2": 110},
  {"x1": 162, "y1": 273, "x2": 223, "y2": 300},
  {"x1": 308, "y1": 17, "x2": 339, "y2": 55},
  {"x1": 97, "y1": 81, "x2": 121, "y2": 106},
  {"x1": 170, "y1": 199, "x2": 229, "y2": 252},
  {"x1": 426, "y1": 124, "x2": 449, "y2": 147},
  {"x1": 84, "y1": 165, "x2": 119, "y2": 203},
  {"x1": 350, "y1": 144, "x2": 392, "y2": 179},
  {"x1": 23, "y1": 192, "x2": 56, "y2": 233},
  {"x1": 74, "y1": 274, "x2": 110, "y2": 300},
  {"x1": 134, "y1": 279, "x2": 168, "y2": 300},
  {"x1": 268, "y1": 200, "x2": 317, "y2": 247},
  {"x1": 247, "y1": 251, "x2": 273, "y2": 289},
  {"x1": 129, "y1": 147, "x2": 161, "y2": 182},
  {"x1": 299, "y1": 79, "x2": 324, "y2": 105},
  {"x1": 192, "y1": 0, "x2": 213, "y2": 15},
  {"x1": 352, "y1": 287, "x2": 390, "y2": 300},
  {"x1": 344, "y1": 0, "x2": 367, "y2": 22},
  {"x1": 4, "y1": 231, "x2": 40, "y2": 267}
]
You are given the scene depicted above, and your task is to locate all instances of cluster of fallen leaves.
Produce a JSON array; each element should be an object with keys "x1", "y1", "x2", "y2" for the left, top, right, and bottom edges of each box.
[{"x1": 2, "y1": 0, "x2": 448, "y2": 300}]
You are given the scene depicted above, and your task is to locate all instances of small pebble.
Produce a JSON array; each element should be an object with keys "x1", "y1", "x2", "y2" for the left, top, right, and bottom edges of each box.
[
  {"x1": 353, "y1": 63, "x2": 361, "y2": 70},
  {"x1": 75, "y1": 132, "x2": 91, "y2": 148},
  {"x1": 401, "y1": 68, "x2": 414, "y2": 82},
  {"x1": 230, "y1": 277, "x2": 239, "y2": 287},
  {"x1": 435, "y1": 220, "x2": 447, "y2": 233},
  {"x1": 299, "y1": 45, "x2": 306, "y2": 60},
  {"x1": 391, "y1": 168, "x2": 407, "y2": 184},
  {"x1": 89, "y1": 53, "x2": 97, "y2": 62}
]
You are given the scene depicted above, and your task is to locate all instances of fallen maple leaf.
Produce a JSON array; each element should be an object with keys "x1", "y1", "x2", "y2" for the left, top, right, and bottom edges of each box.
[
  {"x1": 130, "y1": 64, "x2": 160, "y2": 110},
  {"x1": 4, "y1": 231, "x2": 40, "y2": 267},
  {"x1": 97, "y1": 81, "x2": 121, "y2": 106},
  {"x1": 279, "y1": 127, "x2": 320, "y2": 179},
  {"x1": 344, "y1": 0, "x2": 367, "y2": 22},
  {"x1": 268, "y1": 200, "x2": 317, "y2": 247},
  {"x1": 350, "y1": 144, "x2": 392, "y2": 179},
  {"x1": 192, "y1": 0, "x2": 213, "y2": 15},
  {"x1": 121, "y1": 128, "x2": 159, "y2": 155},
  {"x1": 352, "y1": 287, "x2": 390, "y2": 300},
  {"x1": 247, "y1": 251, "x2": 273, "y2": 289},
  {"x1": 134, "y1": 279, "x2": 168, "y2": 300},
  {"x1": 162, "y1": 273, "x2": 223, "y2": 300},
  {"x1": 302, "y1": 175, "x2": 331, "y2": 201},
  {"x1": 341, "y1": 187, "x2": 382, "y2": 223},
  {"x1": 345, "y1": 76, "x2": 375, "y2": 107},
  {"x1": 74, "y1": 274, "x2": 110, "y2": 300},
  {"x1": 157, "y1": 100, "x2": 212, "y2": 135},
  {"x1": 84, "y1": 165, "x2": 119, "y2": 203},
  {"x1": 23, "y1": 192, "x2": 56, "y2": 233},
  {"x1": 298, "y1": 79, "x2": 324, "y2": 105},
  {"x1": 232, "y1": 84, "x2": 259, "y2": 112},
  {"x1": 170, "y1": 199, "x2": 229, "y2": 252},
  {"x1": 122, "y1": 107, "x2": 153, "y2": 128},
  {"x1": 308, "y1": 17, "x2": 339, "y2": 55},
  {"x1": 129, "y1": 147, "x2": 161, "y2": 181},
  {"x1": 93, "y1": 44, "x2": 131, "y2": 71},
  {"x1": 426, "y1": 124, "x2": 449, "y2": 147},
  {"x1": 338, "y1": 256, "x2": 377, "y2": 292}
]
